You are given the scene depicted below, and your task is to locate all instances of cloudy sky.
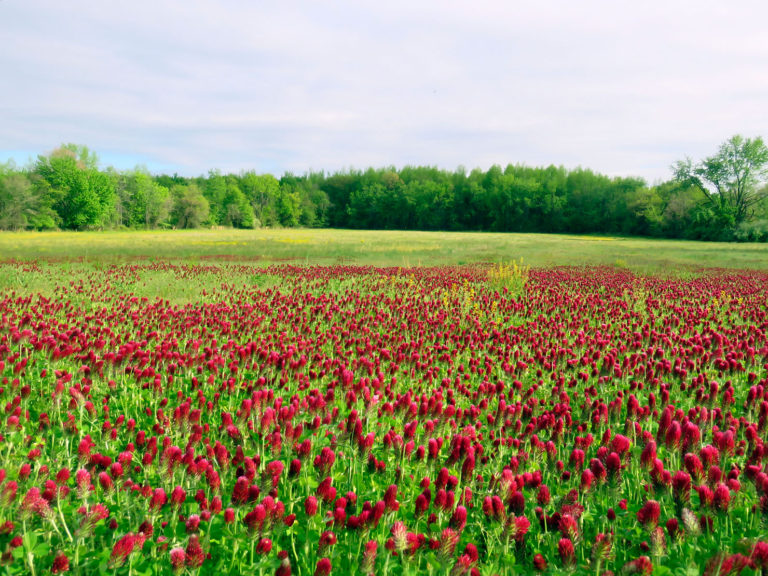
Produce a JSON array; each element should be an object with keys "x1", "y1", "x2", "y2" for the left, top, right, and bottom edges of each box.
[{"x1": 2, "y1": 1, "x2": 767, "y2": 182}]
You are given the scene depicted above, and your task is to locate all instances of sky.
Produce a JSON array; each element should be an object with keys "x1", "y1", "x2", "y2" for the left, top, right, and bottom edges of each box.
[{"x1": 1, "y1": 1, "x2": 767, "y2": 183}]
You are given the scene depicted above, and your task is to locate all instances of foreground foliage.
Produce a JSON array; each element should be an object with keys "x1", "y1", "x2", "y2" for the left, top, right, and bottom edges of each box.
[{"x1": 0, "y1": 263, "x2": 767, "y2": 575}]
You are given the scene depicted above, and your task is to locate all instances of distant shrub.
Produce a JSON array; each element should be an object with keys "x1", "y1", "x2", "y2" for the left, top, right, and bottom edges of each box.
[{"x1": 734, "y1": 220, "x2": 768, "y2": 242}]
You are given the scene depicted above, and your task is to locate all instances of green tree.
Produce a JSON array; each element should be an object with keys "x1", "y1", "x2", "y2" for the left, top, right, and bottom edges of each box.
[
  {"x1": 451, "y1": 168, "x2": 488, "y2": 231},
  {"x1": 34, "y1": 145, "x2": 115, "y2": 229},
  {"x1": 407, "y1": 179, "x2": 453, "y2": 230},
  {"x1": 347, "y1": 184, "x2": 381, "y2": 229},
  {"x1": 318, "y1": 172, "x2": 358, "y2": 228},
  {"x1": 298, "y1": 171, "x2": 330, "y2": 228},
  {"x1": 154, "y1": 173, "x2": 190, "y2": 190},
  {"x1": 240, "y1": 172, "x2": 280, "y2": 227},
  {"x1": 623, "y1": 187, "x2": 663, "y2": 236},
  {"x1": 673, "y1": 135, "x2": 768, "y2": 226},
  {"x1": 276, "y1": 187, "x2": 301, "y2": 227},
  {"x1": 654, "y1": 180, "x2": 699, "y2": 238},
  {"x1": 277, "y1": 174, "x2": 306, "y2": 227},
  {"x1": 0, "y1": 172, "x2": 57, "y2": 230},
  {"x1": 170, "y1": 184, "x2": 210, "y2": 228},
  {"x1": 0, "y1": 173, "x2": 31, "y2": 230},
  {"x1": 121, "y1": 170, "x2": 171, "y2": 228},
  {"x1": 221, "y1": 177, "x2": 254, "y2": 228},
  {"x1": 564, "y1": 168, "x2": 614, "y2": 233},
  {"x1": 204, "y1": 170, "x2": 227, "y2": 226},
  {"x1": 58, "y1": 143, "x2": 99, "y2": 170},
  {"x1": 538, "y1": 165, "x2": 568, "y2": 232},
  {"x1": 734, "y1": 185, "x2": 768, "y2": 241},
  {"x1": 378, "y1": 172, "x2": 411, "y2": 229},
  {"x1": 299, "y1": 186, "x2": 329, "y2": 227}
]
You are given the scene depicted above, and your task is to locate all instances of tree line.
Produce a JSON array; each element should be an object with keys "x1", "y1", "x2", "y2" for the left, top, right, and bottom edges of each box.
[{"x1": 1, "y1": 137, "x2": 767, "y2": 241}]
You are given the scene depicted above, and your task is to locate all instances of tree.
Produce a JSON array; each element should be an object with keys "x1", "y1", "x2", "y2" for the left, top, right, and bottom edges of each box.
[
  {"x1": 221, "y1": 177, "x2": 254, "y2": 228},
  {"x1": 654, "y1": 180, "x2": 699, "y2": 238},
  {"x1": 563, "y1": 168, "x2": 613, "y2": 233},
  {"x1": 0, "y1": 166, "x2": 59, "y2": 230},
  {"x1": 673, "y1": 135, "x2": 768, "y2": 226},
  {"x1": 0, "y1": 173, "x2": 34, "y2": 230},
  {"x1": 122, "y1": 170, "x2": 171, "y2": 229},
  {"x1": 275, "y1": 186, "x2": 301, "y2": 227},
  {"x1": 241, "y1": 172, "x2": 280, "y2": 227},
  {"x1": 170, "y1": 184, "x2": 209, "y2": 228},
  {"x1": 319, "y1": 172, "x2": 361, "y2": 228},
  {"x1": 301, "y1": 186, "x2": 330, "y2": 227},
  {"x1": 203, "y1": 170, "x2": 228, "y2": 226},
  {"x1": 623, "y1": 187, "x2": 663, "y2": 236},
  {"x1": 347, "y1": 184, "x2": 381, "y2": 229},
  {"x1": 34, "y1": 145, "x2": 115, "y2": 229}
]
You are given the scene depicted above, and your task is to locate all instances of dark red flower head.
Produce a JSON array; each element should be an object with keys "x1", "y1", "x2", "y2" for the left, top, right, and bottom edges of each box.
[
  {"x1": 51, "y1": 551, "x2": 70, "y2": 574},
  {"x1": 637, "y1": 500, "x2": 661, "y2": 528},
  {"x1": 557, "y1": 538, "x2": 575, "y2": 567},
  {"x1": 314, "y1": 558, "x2": 332, "y2": 576},
  {"x1": 622, "y1": 556, "x2": 653, "y2": 575}
]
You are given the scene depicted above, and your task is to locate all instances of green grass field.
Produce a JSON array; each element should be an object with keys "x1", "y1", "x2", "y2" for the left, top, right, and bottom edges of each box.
[{"x1": 1, "y1": 228, "x2": 767, "y2": 270}]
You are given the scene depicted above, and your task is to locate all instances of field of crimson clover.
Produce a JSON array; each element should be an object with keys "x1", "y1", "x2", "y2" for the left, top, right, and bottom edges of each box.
[{"x1": 0, "y1": 261, "x2": 768, "y2": 575}]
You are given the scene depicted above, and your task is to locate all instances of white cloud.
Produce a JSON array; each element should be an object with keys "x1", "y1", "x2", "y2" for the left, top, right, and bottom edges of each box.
[{"x1": 2, "y1": 0, "x2": 767, "y2": 181}]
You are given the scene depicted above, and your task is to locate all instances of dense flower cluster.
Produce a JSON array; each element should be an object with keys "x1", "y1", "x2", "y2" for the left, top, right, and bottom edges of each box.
[{"x1": 0, "y1": 262, "x2": 766, "y2": 574}]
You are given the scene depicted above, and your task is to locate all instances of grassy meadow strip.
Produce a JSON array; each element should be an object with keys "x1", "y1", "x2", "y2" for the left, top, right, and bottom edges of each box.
[{"x1": 1, "y1": 229, "x2": 768, "y2": 269}]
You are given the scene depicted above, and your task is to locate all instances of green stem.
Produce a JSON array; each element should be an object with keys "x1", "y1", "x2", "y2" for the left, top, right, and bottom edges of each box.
[
  {"x1": 291, "y1": 531, "x2": 301, "y2": 576},
  {"x1": 57, "y1": 496, "x2": 74, "y2": 542},
  {"x1": 22, "y1": 521, "x2": 37, "y2": 576},
  {"x1": 74, "y1": 537, "x2": 82, "y2": 573},
  {"x1": 229, "y1": 538, "x2": 239, "y2": 573}
]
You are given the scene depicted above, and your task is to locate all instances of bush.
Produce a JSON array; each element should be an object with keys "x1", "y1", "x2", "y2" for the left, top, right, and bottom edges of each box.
[{"x1": 734, "y1": 219, "x2": 768, "y2": 242}]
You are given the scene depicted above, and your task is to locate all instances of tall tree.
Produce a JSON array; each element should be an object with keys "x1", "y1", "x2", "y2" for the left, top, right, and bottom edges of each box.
[
  {"x1": 240, "y1": 172, "x2": 280, "y2": 227},
  {"x1": 204, "y1": 170, "x2": 228, "y2": 226},
  {"x1": 319, "y1": 172, "x2": 360, "y2": 227},
  {"x1": 673, "y1": 135, "x2": 768, "y2": 226},
  {"x1": 33, "y1": 145, "x2": 115, "y2": 229},
  {"x1": 221, "y1": 176, "x2": 254, "y2": 228},
  {"x1": 122, "y1": 170, "x2": 171, "y2": 228},
  {"x1": 0, "y1": 171, "x2": 56, "y2": 230},
  {"x1": 170, "y1": 184, "x2": 209, "y2": 229}
]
